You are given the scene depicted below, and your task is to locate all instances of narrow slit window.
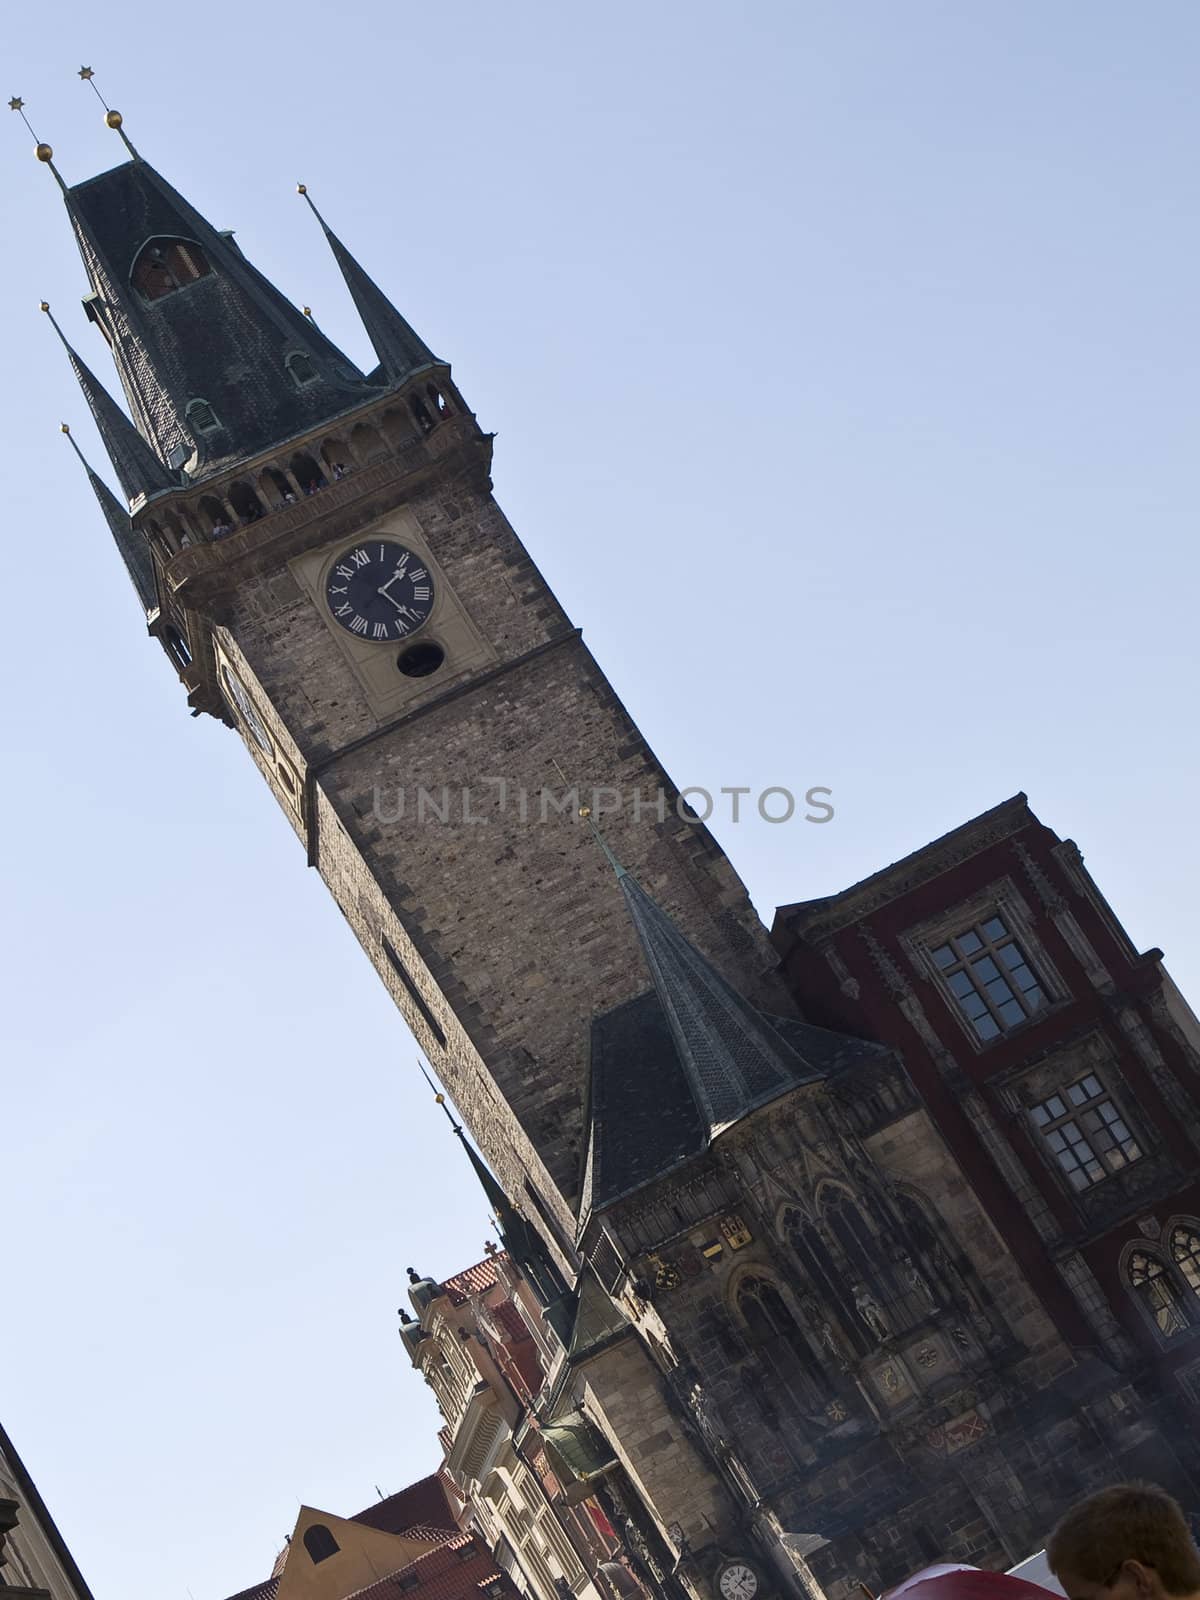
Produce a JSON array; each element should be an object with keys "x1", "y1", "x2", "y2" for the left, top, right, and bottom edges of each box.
[{"x1": 383, "y1": 936, "x2": 446, "y2": 1047}]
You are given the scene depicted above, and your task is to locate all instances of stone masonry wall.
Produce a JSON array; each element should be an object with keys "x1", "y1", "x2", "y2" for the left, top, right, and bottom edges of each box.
[{"x1": 214, "y1": 462, "x2": 783, "y2": 1209}]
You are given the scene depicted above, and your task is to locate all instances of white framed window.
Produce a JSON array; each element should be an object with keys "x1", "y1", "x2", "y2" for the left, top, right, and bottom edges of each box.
[
  {"x1": 931, "y1": 913, "x2": 1047, "y2": 1041},
  {"x1": 1029, "y1": 1072, "x2": 1142, "y2": 1191}
]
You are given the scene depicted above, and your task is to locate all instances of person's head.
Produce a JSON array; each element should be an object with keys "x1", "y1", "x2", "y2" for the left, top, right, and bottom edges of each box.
[{"x1": 1048, "y1": 1483, "x2": 1200, "y2": 1600}]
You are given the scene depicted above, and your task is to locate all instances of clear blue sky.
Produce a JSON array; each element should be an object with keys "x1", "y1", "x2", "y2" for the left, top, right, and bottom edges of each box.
[{"x1": 3, "y1": 4, "x2": 1197, "y2": 1599}]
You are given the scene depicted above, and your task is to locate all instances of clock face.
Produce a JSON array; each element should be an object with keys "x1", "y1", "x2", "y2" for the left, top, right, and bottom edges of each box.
[
  {"x1": 718, "y1": 1565, "x2": 758, "y2": 1600},
  {"x1": 324, "y1": 540, "x2": 435, "y2": 642},
  {"x1": 221, "y1": 663, "x2": 273, "y2": 757}
]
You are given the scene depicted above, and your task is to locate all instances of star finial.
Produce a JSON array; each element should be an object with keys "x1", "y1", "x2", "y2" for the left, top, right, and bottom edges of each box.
[
  {"x1": 76, "y1": 64, "x2": 137, "y2": 154},
  {"x1": 8, "y1": 96, "x2": 24, "y2": 112}
]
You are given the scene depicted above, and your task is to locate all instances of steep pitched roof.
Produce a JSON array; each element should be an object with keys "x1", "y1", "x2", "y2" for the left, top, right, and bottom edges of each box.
[
  {"x1": 61, "y1": 425, "x2": 157, "y2": 612},
  {"x1": 300, "y1": 189, "x2": 441, "y2": 384},
  {"x1": 581, "y1": 869, "x2": 892, "y2": 1215},
  {"x1": 44, "y1": 305, "x2": 175, "y2": 501},
  {"x1": 62, "y1": 157, "x2": 372, "y2": 477}
]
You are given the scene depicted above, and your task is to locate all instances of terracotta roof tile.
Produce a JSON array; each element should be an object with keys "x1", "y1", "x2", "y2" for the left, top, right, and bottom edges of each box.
[
  {"x1": 351, "y1": 1473, "x2": 460, "y2": 1535},
  {"x1": 345, "y1": 1533, "x2": 519, "y2": 1600},
  {"x1": 442, "y1": 1255, "x2": 506, "y2": 1304}
]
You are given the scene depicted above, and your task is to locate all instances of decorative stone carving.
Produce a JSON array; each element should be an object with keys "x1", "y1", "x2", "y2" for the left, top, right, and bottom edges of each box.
[{"x1": 858, "y1": 928, "x2": 910, "y2": 999}]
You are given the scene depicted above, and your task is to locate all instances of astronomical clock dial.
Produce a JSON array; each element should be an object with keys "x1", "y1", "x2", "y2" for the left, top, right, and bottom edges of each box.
[
  {"x1": 221, "y1": 663, "x2": 273, "y2": 756},
  {"x1": 717, "y1": 1564, "x2": 759, "y2": 1600},
  {"x1": 324, "y1": 540, "x2": 435, "y2": 642}
]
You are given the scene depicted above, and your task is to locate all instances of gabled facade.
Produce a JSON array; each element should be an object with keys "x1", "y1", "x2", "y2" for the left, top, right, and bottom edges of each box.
[
  {"x1": 772, "y1": 795, "x2": 1200, "y2": 1434},
  {"x1": 0, "y1": 1423, "x2": 94, "y2": 1600},
  {"x1": 220, "y1": 1475, "x2": 512, "y2": 1600},
  {"x1": 401, "y1": 1252, "x2": 630, "y2": 1600}
]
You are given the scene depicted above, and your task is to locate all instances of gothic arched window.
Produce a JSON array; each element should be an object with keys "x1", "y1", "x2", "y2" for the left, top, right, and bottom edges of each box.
[
  {"x1": 735, "y1": 1276, "x2": 829, "y2": 1416},
  {"x1": 303, "y1": 1524, "x2": 339, "y2": 1563},
  {"x1": 1170, "y1": 1227, "x2": 1200, "y2": 1297},
  {"x1": 132, "y1": 237, "x2": 212, "y2": 302},
  {"x1": 784, "y1": 1208, "x2": 852, "y2": 1327},
  {"x1": 739, "y1": 1277, "x2": 799, "y2": 1344},
  {"x1": 824, "y1": 1189, "x2": 878, "y2": 1272},
  {"x1": 1128, "y1": 1251, "x2": 1189, "y2": 1338}
]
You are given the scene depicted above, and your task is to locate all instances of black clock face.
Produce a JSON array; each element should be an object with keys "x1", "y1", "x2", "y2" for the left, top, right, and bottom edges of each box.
[{"x1": 324, "y1": 540, "x2": 435, "y2": 642}]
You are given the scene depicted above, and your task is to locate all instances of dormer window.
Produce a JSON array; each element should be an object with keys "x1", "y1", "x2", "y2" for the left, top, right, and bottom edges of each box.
[
  {"x1": 132, "y1": 237, "x2": 212, "y2": 302},
  {"x1": 186, "y1": 399, "x2": 222, "y2": 437},
  {"x1": 286, "y1": 351, "x2": 319, "y2": 388}
]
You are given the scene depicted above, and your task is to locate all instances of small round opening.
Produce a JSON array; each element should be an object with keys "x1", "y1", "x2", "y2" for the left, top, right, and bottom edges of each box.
[{"x1": 397, "y1": 641, "x2": 445, "y2": 679}]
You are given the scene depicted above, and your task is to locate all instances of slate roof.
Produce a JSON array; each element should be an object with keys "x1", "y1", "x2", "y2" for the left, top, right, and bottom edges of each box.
[
  {"x1": 45, "y1": 306, "x2": 176, "y2": 502},
  {"x1": 301, "y1": 189, "x2": 442, "y2": 383},
  {"x1": 581, "y1": 872, "x2": 894, "y2": 1216},
  {"x1": 63, "y1": 156, "x2": 377, "y2": 478},
  {"x1": 62, "y1": 426, "x2": 158, "y2": 613}
]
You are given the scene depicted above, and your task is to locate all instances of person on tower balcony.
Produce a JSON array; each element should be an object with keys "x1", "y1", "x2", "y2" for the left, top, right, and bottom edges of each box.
[{"x1": 1048, "y1": 1484, "x2": 1200, "y2": 1600}]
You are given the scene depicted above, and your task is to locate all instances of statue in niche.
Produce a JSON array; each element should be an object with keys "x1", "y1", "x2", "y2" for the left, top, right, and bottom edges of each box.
[
  {"x1": 900, "y1": 1251, "x2": 939, "y2": 1312},
  {"x1": 854, "y1": 1284, "x2": 890, "y2": 1341}
]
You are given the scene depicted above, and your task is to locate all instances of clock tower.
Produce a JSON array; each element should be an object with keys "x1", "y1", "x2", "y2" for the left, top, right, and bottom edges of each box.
[{"x1": 48, "y1": 124, "x2": 783, "y2": 1242}]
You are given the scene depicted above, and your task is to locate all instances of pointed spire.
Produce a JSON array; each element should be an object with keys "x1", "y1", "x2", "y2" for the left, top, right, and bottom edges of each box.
[
  {"x1": 417, "y1": 1062, "x2": 571, "y2": 1333},
  {"x1": 298, "y1": 185, "x2": 441, "y2": 383},
  {"x1": 61, "y1": 423, "x2": 157, "y2": 613},
  {"x1": 617, "y1": 872, "x2": 802, "y2": 1131},
  {"x1": 579, "y1": 802, "x2": 806, "y2": 1134},
  {"x1": 41, "y1": 302, "x2": 175, "y2": 502}
]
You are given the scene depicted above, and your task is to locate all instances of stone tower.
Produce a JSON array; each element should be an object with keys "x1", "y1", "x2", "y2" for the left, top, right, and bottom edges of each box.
[{"x1": 48, "y1": 128, "x2": 781, "y2": 1244}]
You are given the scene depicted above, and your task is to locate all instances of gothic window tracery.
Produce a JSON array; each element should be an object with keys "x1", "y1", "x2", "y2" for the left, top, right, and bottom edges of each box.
[
  {"x1": 1128, "y1": 1250, "x2": 1189, "y2": 1339},
  {"x1": 735, "y1": 1274, "x2": 829, "y2": 1415},
  {"x1": 1171, "y1": 1227, "x2": 1200, "y2": 1296},
  {"x1": 132, "y1": 237, "x2": 212, "y2": 302}
]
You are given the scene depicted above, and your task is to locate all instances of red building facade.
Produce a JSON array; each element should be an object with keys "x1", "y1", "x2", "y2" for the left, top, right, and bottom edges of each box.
[{"x1": 772, "y1": 793, "x2": 1200, "y2": 1441}]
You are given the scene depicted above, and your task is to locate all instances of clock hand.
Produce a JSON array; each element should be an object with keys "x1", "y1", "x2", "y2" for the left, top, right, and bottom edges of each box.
[
  {"x1": 378, "y1": 566, "x2": 410, "y2": 598},
  {"x1": 379, "y1": 589, "x2": 410, "y2": 612}
]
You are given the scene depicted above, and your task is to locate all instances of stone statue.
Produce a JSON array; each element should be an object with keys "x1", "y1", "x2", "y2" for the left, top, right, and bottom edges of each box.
[
  {"x1": 901, "y1": 1252, "x2": 939, "y2": 1311},
  {"x1": 854, "y1": 1284, "x2": 890, "y2": 1341}
]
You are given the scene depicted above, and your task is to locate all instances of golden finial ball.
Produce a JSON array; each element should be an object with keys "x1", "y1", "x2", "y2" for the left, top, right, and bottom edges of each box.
[
  {"x1": 296, "y1": 183, "x2": 307, "y2": 195},
  {"x1": 35, "y1": 142, "x2": 54, "y2": 163},
  {"x1": 302, "y1": 306, "x2": 313, "y2": 318},
  {"x1": 39, "y1": 300, "x2": 50, "y2": 313},
  {"x1": 105, "y1": 109, "x2": 123, "y2": 129},
  {"x1": 60, "y1": 422, "x2": 70, "y2": 435},
  {"x1": 579, "y1": 805, "x2": 592, "y2": 819}
]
